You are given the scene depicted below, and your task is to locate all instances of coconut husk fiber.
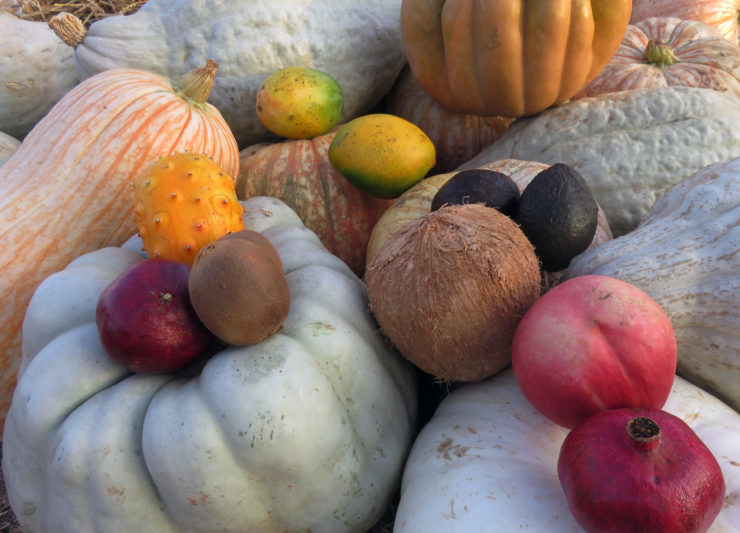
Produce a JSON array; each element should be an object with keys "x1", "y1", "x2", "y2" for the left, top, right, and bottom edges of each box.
[
  {"x1": 366, "y1": 203, "x2": 541, "y2": 382},
  {"x1": 1, "y1": 0, "x2": 145, "y2": 25}
]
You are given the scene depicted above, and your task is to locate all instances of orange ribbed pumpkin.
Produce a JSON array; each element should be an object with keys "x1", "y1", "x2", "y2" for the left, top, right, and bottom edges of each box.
[
  {"x1": 630, "y1": 0, "x2": 740, "y2": 44},
  {"x1": 237, "y1": 130, "x2": 393, "y2": 277},
  {"x1": 400, "y1": 0, "x2": 632, "y2": 118},
  {"x1": 0, "y1": 60, "x2": 239, "y2": 427},
  {"x1": 574, "y1": 17, "x2": 740, "y2": 100}
]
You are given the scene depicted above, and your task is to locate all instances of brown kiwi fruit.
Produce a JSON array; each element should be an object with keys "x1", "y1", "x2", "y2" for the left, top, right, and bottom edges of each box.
[
  {"x1": 189, "y1": 230, "x2": 290, "y2": 346},
  {"x1": 220, "y1": 229, "x2": 284, "y2": 270}
]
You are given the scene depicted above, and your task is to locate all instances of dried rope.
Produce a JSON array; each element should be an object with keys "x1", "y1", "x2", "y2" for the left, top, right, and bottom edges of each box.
[{"x1": 1, "y1": 0, "x2": 145, "y2": 25}]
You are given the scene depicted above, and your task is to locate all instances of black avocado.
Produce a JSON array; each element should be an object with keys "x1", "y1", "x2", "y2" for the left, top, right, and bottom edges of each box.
[
  {"x1": 516, "y1": 163, "x2": 598, "y2": 272},
  {"x1": 430, "y1": 169, "x2": 520, "y2": 218}
]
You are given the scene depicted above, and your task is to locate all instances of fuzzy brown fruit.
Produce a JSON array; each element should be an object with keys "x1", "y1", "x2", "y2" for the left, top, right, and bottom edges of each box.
[
  {"x1": 366, "y1": 203, "x2": 541, "y2": 382},
  {"x1": 220, "y1": 229, "x2": 284, "y2": 269},
  {"x1": 188, "y1": 230, "x2": 290, "y2": 346}
]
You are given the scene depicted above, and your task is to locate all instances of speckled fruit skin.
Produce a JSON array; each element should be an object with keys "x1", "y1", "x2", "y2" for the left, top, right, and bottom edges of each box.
[
  {"x1": 188, "y1": 231, "x2": 290, "y2": 347},
  {"x1": 95, "y1": 259, "x2": 215, "y2": 374},
  {"x1": 558, "y1": 407, "x2": 726, "y2": 533},
  {"x1": 512, "y1": 274, "x2": 678, "y2": 428},
  {"x1": 256, "y1": 67, "x2": 344, "y2": 139},
  {"x1": 328, "y1": 113, "x2": 436, "y2": 199},
  {"x1": 134, "y1": 152, "x2": 244, "y2": 265}
]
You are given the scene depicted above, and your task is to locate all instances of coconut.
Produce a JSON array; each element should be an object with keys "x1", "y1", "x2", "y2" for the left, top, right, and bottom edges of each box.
[{"x1": 366, "y1": 203, "x2": 541, "y2": 382}]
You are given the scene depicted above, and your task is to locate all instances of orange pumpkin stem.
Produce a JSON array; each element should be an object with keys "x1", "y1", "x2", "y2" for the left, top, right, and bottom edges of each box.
[
  {"x1": 175, "y1": 59, "x2": 219, "y2": 105},
  {"x1": 644, "y1": 39, "x2": 679, "y2": 67}
]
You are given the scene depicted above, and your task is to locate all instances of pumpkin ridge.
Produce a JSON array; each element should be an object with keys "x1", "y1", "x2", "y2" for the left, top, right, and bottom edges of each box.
[
  {"x1": 311, "y1": 136, "x2": 338, "y2": 256},
  {"x1": 555, "y1": 2, "x2": 591, "y2": 103},
  {"x1": 277, "y1": 294, "x2": 380, "y2": 406},
  {"x1": 81, "y1": 96, "x2": 188, "y2": 204},
  {"x1": 3, "y1": 72, "x2": 169, "y2": 184},
  {"x1": 0, "y1": 76, "x2": 179, "y2": 235},
  {"x1": 470, "y1": 0, "x2": 497, "y2": 114},
  {"x1": 517, "y1": 1, "x2": 527, "y2": 115},
  {"x1": 443, "y1": 0, "x2": 484, "y2": 112},
  {"x1": 159, "y1": 100, "x2": 195, "y2": 155}
]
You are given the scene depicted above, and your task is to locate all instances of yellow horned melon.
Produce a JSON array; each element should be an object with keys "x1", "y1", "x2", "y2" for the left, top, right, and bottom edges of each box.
[{"x1": 134, "y1": 152, "x2": 244, "y2": 264}]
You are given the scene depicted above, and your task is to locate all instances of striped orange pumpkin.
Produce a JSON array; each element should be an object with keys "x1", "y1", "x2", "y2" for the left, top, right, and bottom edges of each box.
[
  {"x1": 237, "y1": 131, "x2": 393, "y2": 277},
  {"x1": 630, "y1": 0, "x2": 740, "y2": 44},
  {"x1": 0, "y1": 60, "x2": 239, "y2": 427},
  {"x1": 573, "y1": 17, "x2": 740, "y2": 100}
]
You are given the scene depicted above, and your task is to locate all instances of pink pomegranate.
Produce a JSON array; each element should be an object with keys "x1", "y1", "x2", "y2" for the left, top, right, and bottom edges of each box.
[
  {"x1": 511, "y1": 274, "x2": 677, "y2": 428},
  {"x1": 558, "y1": 407, "x2": 726, "y2": 533},
  {"x1": 96, "y1": 258, "x2": 215, "y2": 374}
]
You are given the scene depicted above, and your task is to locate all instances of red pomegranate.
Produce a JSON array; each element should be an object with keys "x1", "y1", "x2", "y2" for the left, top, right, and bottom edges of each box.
[
  {"x1": 558, "y1": 407, "x2": 726, "y2": 533},
  {"x1": 96, "y1": 258, "x2": 215, "y2": 374}
]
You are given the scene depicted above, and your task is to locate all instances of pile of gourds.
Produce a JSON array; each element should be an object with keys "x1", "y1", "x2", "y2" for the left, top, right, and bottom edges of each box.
[{"x1": 1, "y1": 0, "x2": 738, "y2": 531}]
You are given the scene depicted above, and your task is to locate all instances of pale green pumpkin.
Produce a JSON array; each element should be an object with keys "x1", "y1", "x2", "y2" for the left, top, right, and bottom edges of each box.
[
  {"x1": 63, "y1": 0, "x2": 407, "y2": 147},
  {"x1": 3, "y1": 197, "x2": 418, "y2": 533},
  {"x1": 567, "y1": 156, "x2": 740, "y2": 413},
  {"x1": 461, "y1": 86, "x2": 740, "y2": 237},
  {"x1": 0, "y1": 12, "x2": 78, "y2": 138}
]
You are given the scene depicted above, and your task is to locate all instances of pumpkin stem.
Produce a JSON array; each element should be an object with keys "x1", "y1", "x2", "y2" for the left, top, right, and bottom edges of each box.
[
  {"x1": 626, "y1": 416, "x2": 662, "y2": 452},
  {"x1": 644, "y1": 39, "x2": 679, "y2": 67},
  {"x1": 48, "y1": 12, "x2": 87, "y2": 48},
  {"x1": 174, "y1": 59, "x2": 219, "y2": 106}
]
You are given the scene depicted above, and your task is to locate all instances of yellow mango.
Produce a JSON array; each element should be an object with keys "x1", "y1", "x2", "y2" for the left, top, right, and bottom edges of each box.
[
  {"x1": 328, "y1": 114, "x2": 436, "y2": 199},
  {"x1": 256, "y1": 67, "x2": 343, "y2": 139}
]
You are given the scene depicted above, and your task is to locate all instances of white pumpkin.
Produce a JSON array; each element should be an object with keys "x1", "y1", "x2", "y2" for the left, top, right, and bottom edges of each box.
[
  {"x1": 63, "y1": 0, "x2": 407, "y2": 147},
  {"x1": 460, "y1": 86, "x2": 740, "y2": 237},
  {"x1": 393, "y1": 370, "x2": 740, "y2": 532},
  {"x1": 2, "y1": 197, "x2": 418, "y2": 533},
  {"x1": 566, "y1": 156, "x2": 740, "y2": 413},
  {"x1": 0, "y1": 131, "x2": 19, "y2": 166},
  {"x1": 0, "y1": 11, "x2": 78, "y2": 139}
]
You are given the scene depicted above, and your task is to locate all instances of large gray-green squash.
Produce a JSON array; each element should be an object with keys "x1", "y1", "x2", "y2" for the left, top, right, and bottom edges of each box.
[
  {"x1": 58, "y1": 0, "x2": 406, "y2": 147},
  {"x1": 566, "y1": 157, "x2": 739, "y2": 412},
  {"x1": 3, "y1": 196, "x2": 418, "y2": 533},
  {"x1": 0, "y1": 11, "x2": 78, "y2": 139},
  {"x1": 460, "y1": 86, "x2": 740, "y2": 236}
]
